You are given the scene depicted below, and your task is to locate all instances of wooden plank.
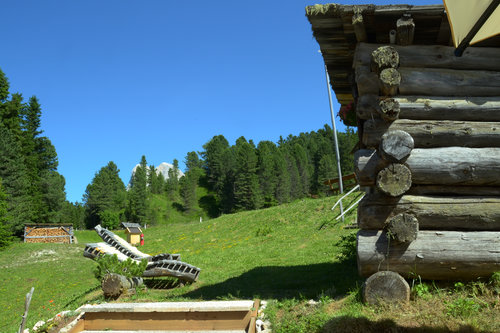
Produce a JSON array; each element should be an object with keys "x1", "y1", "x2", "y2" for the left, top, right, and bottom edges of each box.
[
  {"x1": 355, "y1": 147, "x2": 500, "y2": 186},
  {"x1": 363, "y1": 119, "x2": 500, "y2": 148},
  {"x1": 358, "y1": 194, "x2": 500, "y2": 231},
  {"x1": 84, "y1": 311, "x2": 250, "y2": 331},
  {"x1": 357, "y1": 230, "x2": 500, "y2": 280}
]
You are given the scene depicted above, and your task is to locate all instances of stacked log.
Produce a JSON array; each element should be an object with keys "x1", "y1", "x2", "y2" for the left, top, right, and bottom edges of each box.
[
  {"x1": 352, "y1": 41, "x2": 500, "y2": 287},
  {"x1": 24, "y1": 225, "x2": 74, "y2": 244}
]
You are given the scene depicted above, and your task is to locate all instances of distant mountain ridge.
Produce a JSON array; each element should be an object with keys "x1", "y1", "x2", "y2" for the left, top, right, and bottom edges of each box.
[{"x1": 127, "y1": 162, "x2": 184, "y2": 189}]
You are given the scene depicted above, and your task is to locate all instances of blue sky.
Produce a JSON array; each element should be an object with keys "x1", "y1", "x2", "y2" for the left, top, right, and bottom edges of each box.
[{"x1": 1, "y1": 0, "x2": 435, "y2": 203}]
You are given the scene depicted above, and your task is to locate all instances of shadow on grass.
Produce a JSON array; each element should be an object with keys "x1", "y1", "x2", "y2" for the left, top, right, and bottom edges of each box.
[
  {"x1": 322, "y1": 316, "x2": 481, "y2": 333},
  {"x1": 182, "y1": 260, "x2": 361, "y2": 300}
]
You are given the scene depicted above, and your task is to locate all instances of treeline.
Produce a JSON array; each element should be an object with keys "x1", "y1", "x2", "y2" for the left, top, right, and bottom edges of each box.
[
  {"x1": 82, "y1": 125, "x2": 357, "y2": 229},
  {"x1": 0, "y1": 68, "x2": 68, "y2": 243}
]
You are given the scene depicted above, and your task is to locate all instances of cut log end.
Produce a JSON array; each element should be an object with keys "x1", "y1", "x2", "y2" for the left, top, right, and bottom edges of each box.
[
  {"x1": 379, "y1": 98, "x2": 400, "y2": 122},
  {"x1": 386, "y1": 213, "x2": 418, "y2": 243},
  {"x1": 363, "y1": 271, "x2": 410, "y2": 305},
  {"x1": 380, "y1": 130, "x2": 414, "y2": 163},
  {"x1": 379, "y1": 68, "x2": 401, "y2": 96},
  {"x1": 371, "y1": 46, "x2": 399, "y2": 74},
  {"x1": 101, "y1": 273, "x2": 143, "y2": 298},
  {"x1": 376, "y1": 164, "x2": 412, "y2": 197}
]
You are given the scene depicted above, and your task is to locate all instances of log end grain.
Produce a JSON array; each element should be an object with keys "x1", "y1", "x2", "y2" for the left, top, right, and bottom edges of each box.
[
  {"x1": 363, "y1": 271, "x2": 410, "y2": 305},
  {"x1": 386, "y1": 213, "x2": 418, "y2": 243},
  {"x1": 371, "y1": 46, "x2": 399, "y2": 74},
  {"x1": 379, "y1": 98, "x2": 400, "y2": 122},
  {"x1": 379, "y1": 68, "x2": 401, "y2": 96},
  {"x1": 376, "y1": 164, "x2": 412, "y2": 197},
  {"x1": 380, "y1": 130, "x2": 414, "y2": 163}
]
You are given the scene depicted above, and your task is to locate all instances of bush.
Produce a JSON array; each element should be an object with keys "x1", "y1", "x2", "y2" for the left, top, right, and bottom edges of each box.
[
  {"x1": 99, "y1": 210, "x2": 121, "y2": 230},
  {"x1": 93, "y1": 254, "x2": 147, "y2": 280}
]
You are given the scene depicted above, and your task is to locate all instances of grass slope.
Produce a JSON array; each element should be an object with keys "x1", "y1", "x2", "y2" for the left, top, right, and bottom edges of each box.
[{"x1": 1, "y1": 193, "x2": 499, "y2": 333}]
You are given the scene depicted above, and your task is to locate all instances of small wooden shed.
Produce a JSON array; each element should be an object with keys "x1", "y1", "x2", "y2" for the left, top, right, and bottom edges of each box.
[
  {"x1": 121, "y1": 222, "x2": 142, "y2": 245},
  {"x1": 24, "y1": 224, "x2": 74, "y2": 244}
]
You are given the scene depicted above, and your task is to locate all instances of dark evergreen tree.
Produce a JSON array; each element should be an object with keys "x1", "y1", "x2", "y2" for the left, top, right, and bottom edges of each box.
[
  {"x1": 165, "y1": 159, "x2": 180, "y2": 198},
  {"x1": 233, "y1": 137, "x2": 261, "y2": 211},
  {"x1": 84, "y1": 161, "x2": 127, "y2": 228},
  {"x1": 128, "y1": 156, "x2": 148, "y2": 224},
  {"x1": 257, "y1": 141, "x2": 279, "y2": 207},
  {"x1": 274, "y1": 149, "x2": 291, "y2": 204},
  {"x1": 0, "y1": 123, "x2": 33, "y2": 233},
  {"x1": 0, "y1": 178, "x2": 15, "y2": 250},
  {"x1": 292, "y1": 143, "x2": 311, "y2": 196}
]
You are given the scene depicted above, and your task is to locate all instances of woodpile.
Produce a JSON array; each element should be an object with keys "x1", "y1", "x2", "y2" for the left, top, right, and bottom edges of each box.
[
  {"x1": 306, "y1": 3, "x2": 500, "y2": 303},
  {"x1": 24, "y1": 224, "x2": 74, "y2": 244}
]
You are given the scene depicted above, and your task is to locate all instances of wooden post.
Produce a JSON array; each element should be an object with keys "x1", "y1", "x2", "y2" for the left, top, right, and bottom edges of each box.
[
  {"x1": 18, "y1": 287, "x2": 34, "y2": 333},
  {"x1": 379, "y1": 68, "x2": 400, "y2": 96},
  {"x1": 396, "y1": 14, "x2": 415, "y2": 46},
  {"x1": 352, "y1": 7, "x2": 367, "y2": 42}
]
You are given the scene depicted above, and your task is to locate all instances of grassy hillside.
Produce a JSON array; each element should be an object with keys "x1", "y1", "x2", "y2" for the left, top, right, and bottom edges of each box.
[{"x1": 2, "y1": 194, "x2": 499, "y2": 332}]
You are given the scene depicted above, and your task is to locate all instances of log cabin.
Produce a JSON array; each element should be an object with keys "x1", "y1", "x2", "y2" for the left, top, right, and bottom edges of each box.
[{"x1": 306, "y1": 3, "x2": 500, "y2": 302}]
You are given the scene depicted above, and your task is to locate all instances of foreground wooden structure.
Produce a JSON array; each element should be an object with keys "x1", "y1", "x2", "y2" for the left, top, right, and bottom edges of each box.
[
  {"x1": 306, "y1": 3, "x2": 500, "y2": 302},
  {"x1": 63, "y1": 301, "x2": 260, "y2": 333}
]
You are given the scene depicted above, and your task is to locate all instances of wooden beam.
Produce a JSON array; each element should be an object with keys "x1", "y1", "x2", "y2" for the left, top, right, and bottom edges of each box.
[
  {"x1": 356, "y1": 95, "x2": 500, "y2": 122},
  {"x1": 355, "y1": 147, "x2": 500, "y2": 186},
  {"x1": 371, "y1": 46, "x2": 399, "y2": 74},
  {"x1": 363, "y1": 119, "x2": 500, "y2": 148},
  {"x1": 357, "y1": 230, "x2": 500, "y2": 280},
  {"x1": 399, "y1": 67, "x2": 500, "y2": 97},
  {"x1": 376, "y1": 163, "x2": 412, "y2": 197},
  {"x1": 354, "y1": 43, "x2": 500, "y2": 71},
  {"x1": 358, "y1": 194, "x2": 500, "y2": 231}
]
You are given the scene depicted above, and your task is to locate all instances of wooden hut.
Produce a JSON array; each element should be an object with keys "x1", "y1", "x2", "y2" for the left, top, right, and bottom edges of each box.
[
  {"x1": 306, "y1": 3, "x2": 500, "y2": 301},
  {"x1": 24, "y1": 224, "x2": 74, "y2": 243},
  {"x1": 121, "y1": 222, "x2": 142, "y2": 245}
]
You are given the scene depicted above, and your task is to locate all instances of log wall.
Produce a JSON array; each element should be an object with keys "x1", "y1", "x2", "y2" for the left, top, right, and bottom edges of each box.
[{"x1": 352, "y1": 41, "x2": 500, "y2": 281}]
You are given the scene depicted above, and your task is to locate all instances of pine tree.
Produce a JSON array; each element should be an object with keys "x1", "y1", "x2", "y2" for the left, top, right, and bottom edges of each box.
[
  {"x1": 84, "y1": 161, "x2": 127, "y2": 228},
  {"x1": 257, "y1": 141, "x2": 279, "y2": 207},
  {"x1": 0, "y1": 123, "x2": 33, "y2": 233},
  {"x1": 128, "y1": 156, "x2": 148, "y2": 224},
  {"x1": 274, "y1": 149, "x2": 291, "y2": 204},
  {"x1": 0, "y1": 178, "x2": 15, "y2": 250},
  {"x1": 233, "y1": 137, "x2": 261, "y2": 211}
]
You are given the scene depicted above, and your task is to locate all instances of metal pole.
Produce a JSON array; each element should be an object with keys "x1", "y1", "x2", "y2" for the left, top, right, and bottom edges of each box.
[{"x1": 324, "y1": 64, "x2": 344, "y2": 220}]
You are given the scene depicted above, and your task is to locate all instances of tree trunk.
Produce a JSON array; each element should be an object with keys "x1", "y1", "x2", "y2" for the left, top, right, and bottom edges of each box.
[
  {"x1": 356, "y1": 96, "x2": 500, "y2": 122},
  {"x1": 355, "y1": 147, "x2": 500, "y2": 186},
  {"x1": 354, "y1": 43, "x2": 500, "y2": 71},
  {"x1": 386, "y1": 213, "x2": 418, "y2": 243},
  {"x1": 398, "y1": 68, "x2": 500, "y2": 97},
  {"x1": 357, "y1": 230, "x2": 500, "y2": 280},
  {"x1": 357, "y1": 194, "x2": 500, "y2": 231},
  {"x1": 363, "y1": 119, "x2": 500, "y2": 148},
  {"x1": 101, "y1": 273, "x2": 143, "y2": 298}
]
